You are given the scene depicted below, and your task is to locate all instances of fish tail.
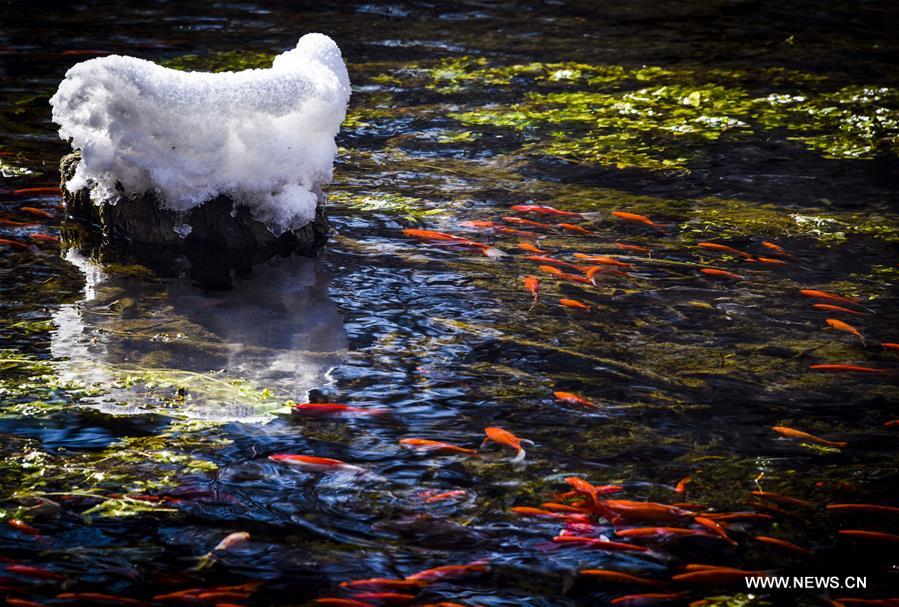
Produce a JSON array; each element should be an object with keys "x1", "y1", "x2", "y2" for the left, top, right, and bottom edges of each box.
[
  {"x1": 511, "y1": 448, "x2": 527, "y2": 463},
  {"x1": 578, "y1": 211, "x2": 604, "y2": 222},
  {"x1": 482, "y1": 246, "x2": 507, "y2": 259}
]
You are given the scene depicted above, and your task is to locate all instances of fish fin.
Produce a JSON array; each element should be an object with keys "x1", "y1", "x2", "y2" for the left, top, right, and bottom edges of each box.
[
  {"x1": 578, "y1": 211, "x2": 604, "y2": 222},
  {"x1": 511, "y1": 448, "x2": 527, "y2": 463},
  {"x1": 521, "y1": 439, "x2": 536, "y2": 446},
  {"x1": 479, "y1": 438, "x2": 491, "y2": 449},
  {"x1": 482, "y1": 247, "x2": 507, "y2": 259}
]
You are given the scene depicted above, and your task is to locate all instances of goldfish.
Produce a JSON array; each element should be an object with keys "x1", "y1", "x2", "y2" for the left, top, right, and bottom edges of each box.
[
  {"x1": 0, "y1": 218, "x2": 37, "y2": 226},
  {"x1": 541, "y1": 502, "x2": 593, "y2": 513},
  {"x1": 462, "y1": 221, "x2": 539, "y2": 239},
  {"x1": 554, "y1": 391, "x2": 598, "y2": 408},
  {"x1": 615, "y1": 527, "x2": 709, "y2": 539},
  {"x1": 671, "y1": 569, "x2": 766, "y2": 584},
  {"x1": 12, "y1": 187, "x2": 60, "y2": 196},
  {"x1": 523, "y1": 275, "x2": 540, "y2": 302},
  {"x1": 826, "y1": 503, "x2": 899, "y2": 515},
  {"x1": 268, "y1": 454, "x2": 364, "y2": 473},
  {"x1": 811, "y1": 304, "x2": 867, "y2": 316},
  {"x1": 615, "y1": 242, "x2": 651, "y2": 254},
  {"x1": 212, "y1": 531, "x2": 249, "y2": 551},
  {"x1": 772, "y1": 426, "x2": 847, "y2": 449},
  {"x1": 826, "y1": 318, "x2": 866, "y2": 346},
  {"x1": 538, "y1": 265, "x2": 594, "y2": 285},
  {"x1": 837, "y1": 530, "x2": 899, "y2": 543},
  {"x1": 341, "y1": 579, "x2": 425, "y2": 592},
  {"x1": 610, "y1": 592, "x2": 688, "y2": 605},
  {"x1": 420, "y1": 490, "x2": 466, "y2": 503},
  {"x1": 511, "y1": 205, "x2": 602, "y2": 220},
  {"x1": 7, "y1": 519, "x2": 39, "y2": 535},
  {"x1": 746, "y1": 256, "x2": 788, "y2": 265},
  {"x1": 602, "y1": 500, "x2": 695, "y2": 523},
  {"x1": 7, "y1": 600, "x2": 46, "y2": 607},
  {"x1": 350, "y1": 592, "x2": 417, "y2": 604},
  {"x1": 19, "y1": 206, "x2": 54, "y2": 219},
  {"x1": 558, "y1": 222, "x2": 593, "y2": 236},
  {"x1": 881, "y1": 343, "x2": 899, "y2": 352},
  {"x1": 696, "y1": 242, "x2": 753, "y2": 258},
  {"x1": 510, "y1": 506, "x2": 590, "y2": 522},
  {"x1": 196, "y1": 591, "x2": 249, "y2": 601},
  {"x1": 754, "y1": 535, "x2": 812, "y2": 555},
  {"x1": 585, "y1": 266, "x2": 629, "y2": 279},
  {"x1": 810, "y1": 364, "x2": 893, "y2": 376},
  {"x1": 579, "y1": 570, "x2": 661, "y2": 586},
  {"x1": 405, "y1": 561, "x2": 489, "y2": 582},
  {"x1": 399, "y1": 438, "x2": 478, "y2": 456},
  {"x1": 750, "y1": 490, "x2": 814, "y2": 508},
  {"x1": 761, "y1": 240, "x2": 795, "y2": 259},
  {"x1": 611, "y1": 211, "x2": 665, "y2": 232},
  {"x1": 886, "y1": 419, "x2": 899, "y2": 427},
  {"x1": 481, "y1": 427, "x2": 532, "y2": 462},
  {"x1": 29, "y1": 233, "x2": 59, "y2": 243},
  {"x1": 693, "y1": 516, "x2": 736, "y2": 545},
  {"x1": 560, "y1": 298, "x2": 590, "y2": 311},
  {"x1": 5, "y1": 564, "x2": 65, "y2": 580},
  {"x1": 525, "y1": 254, "x2": 587, "y2": 271},
  {"x1": 518, "y1": 242, "x2": 548, "y2": 254},
  {"x1": 0, "y1": 237, "x2": 30, "y2": 250},
  {"x1": 504, "y1": 216, "x2": 553, "y2": 229},
  {"x1": 293, "y1": 403, "x2": 388, "y2": 416},
  {"x1": 552, "y1": 535, "x2": 648, "y2": 553},
  {"x1": 700, "y1": 268, "x2": 743, "y2": 280},
  {"x1": 572, "y1": 253, "x2": 633, "y2": 268},
  {"x1": 402, "y1": 228, "x2": 505, "y2": 258},
  {"x1": 800, "y1": 289, "x2": 864, "y2": 308},
  {"x1": 674, "y1": 477, "x2": 692, "y2": 494}
]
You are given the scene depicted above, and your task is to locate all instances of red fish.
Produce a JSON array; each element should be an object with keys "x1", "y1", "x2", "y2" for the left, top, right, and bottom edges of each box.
[
  {"x1": 504, "y1": 216, "x2": 553, "y2": 229},
  {"x1": 293, "y1": 403, "x2": 387, "y2": 416},
  {"x1": 772, "y1": 426, "x2": 847, "y2": 449},
  {"x1": 481, "y1": 427, "x2": 531, "y2": 462},
  {"x1": 526, "y1": 255, "x2": 587, "y2": 271},
  {"x1": 886, "y1": 419, "x2": 899, "y2": 428},
  {"x1": 19, "y1": 206, "x2": 54, "y2": 219},
  {"x1": 579, "y1": 569, "x2": 661, "y2": 586},
  {"x1": 611, "y1": 211, "x2": 665, "y2": 232},
  {"x1": 7, "y1": 600, "x2": 47, "y2": 607},
  {"x1": 523, "y1": 275, "x2": 540, "y2": 302},
  {"x1": 402, "y1": 228, "x2": 505, "y2": 258},
  {"x1": 559, "y1": 298, "x2": 590, "y2": 311},
  {"x1": 511, "y1": 205, "x2": 602, "y2": 220},
  {"x1": 554, "y1": 391, "x2": 598, "y2": 408},
  {"x1": 700, "y1": 268, "x2": 743, "y2": 280},
  {"x1": 602, "y1": 501, "x2": 695, "y2": 523},
  {"x1": 810, "y1": 364, "x2": 893, "y2": 376},
  {"x1": 0, "y1": 238, "x2": 30, "y2": 250},
  {"x1": 881, "y1": 343, "x2": 899, "y2": 352},
  {"x1": 572, "y1": 253, "x2": 633, "y2": 268},
  {"x1": 696, "y1": 242, "x2": 753, "y2": 259},
  {"x1": 837, "y1": 530, "x2": 899, "y2": 543},
  {"x1": 754, "y1": 535, "x2": 812, "y2": 555},
  {"x1": 615, "y1": 527, "x2": 709, "y2": 539},
  {"x1": 761, "y1": 240, "x2": 796, "y2": 259},
  {"x1": 671, "y1": 568, "x2": 766, "y2": 583},
  {"x1": 268, "y1": 454, "x2": 364, "y2": 473},
  {"x1": 558, "y1": 222, "x2": 593, "y2": 236},
  {"x1": 399, "y1": 438, "x2": 478, "y2": 456},
  {"x1": 812, "y1": 304, "x2": 867, "y2": 316},
  {"x1": 538, "y1": 265, "x2": 594, "y2": 285},
  {"x1": 419, "y1": 490, "x2": 466, "y2": 503},
  {"x1": 585, "y1": 266, "x2": 629, "y2": 279},
  {"x1": 746, "y1": 256, "x2": 788, "y2": 265},
  {"x1": 0, "y1": 218, "x2": 37, "y2": 227},
  {"x1": 12, "y1": 187, "x2": 60, "y2": 196},
  {"x1": 29, "y1": 233, "x2": 59, "y2": 243},
  {"x1": 693, "y1": 516, "x2": 736, "y2": 545},
  {"x1": 674, "y1": 477, "x2": 692, "y2": 494},
  {"x1": 826, "y1": 318, "x2": 866, "y2": 346},
  {"x1": 800, "y1": 289, "x2": 864, "y2": 308},
  {"x1": 542, "y1": 502, "x2": 593, "y2": 513},
  {"x1": 750, "y1": 490, "x2": 814, "y2": 507},
  {"x1": 826, "y1": 503, "x2": 899, "y2": 515},
  {"x1": 552, "y1": 535, "x2": 648, "y2": 553},
  {"x1": 7, "y1": 519, "x2": 39, "y2": 535},
  {"x1": 614, "y1": 242, "x2": 651, "y2": 254},
  {"x1": 405, "y1": 561, "x2": 489, "y2": 582},
  {"x1": 704, "y1": 512, "x2": 773, "y2": 522},
  {"x1": 5, "y1": 564, "x2": 65, "y2": 580},
  {"x1": 510, "y1": 506, "x2": 590, "y2": 522},
  {"x1": 518, "y1": 242, "x2": 548, "y2": 254}
]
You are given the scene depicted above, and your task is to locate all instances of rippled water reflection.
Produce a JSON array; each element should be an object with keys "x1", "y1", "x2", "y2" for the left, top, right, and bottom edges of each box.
[{"x1": 1, "y1": 1, "x2": 898, "y2": 606}]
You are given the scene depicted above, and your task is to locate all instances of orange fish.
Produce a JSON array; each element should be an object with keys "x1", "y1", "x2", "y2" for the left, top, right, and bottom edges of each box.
[
  {"x1": 7, "y1": 600, "x2": 47, "y2": 607},
  {"x1": 572, "y1": 253, "x2": 633, "y2": 268},
  {"x1": 402, "y1": 228, "x2": 505, "y2": 258},
  {"x1": 12, "y1": 187, "x2": 60, "y2": 196},
  {"x1": 810, "y1": 364, "x2": 893, "y2": 376},
  {"x1": 754, "y1": 535, "x2": 812, "y2": 555},
  {"x1": 693, "y1": 516, "x2": 736, "y2": 545},
  {"x1": 674, "y1": 477, "x2": 692, "y2": 494},
  {"x1": 293, "y1": 403, "x2": 387, "y2": 416},
  {"x1": 614, "y1": 242, "x2": 651, "y2": 254},
  {"x1": 585, "y1": 266, "x2": 629, "y2": 280},
  {"x1": 671, "y1": 568, "x2": 766, "y2": 584},
  {"x1": 541, "y1": 502, "x2": 593, "y2": 513},
  {"x1": 746, "y1": 256, "x2": 788, "y2": 265},
  {"x1": 826, "y1": 503, "x2": 899, "y2": 515},
  {"x1": 886, "y1": 419, "x2": 899, "y2": 428},
  {"x1": 511, "y1": 204, "x2": 602, "y2": 220},
  {"x1": 610, "y1": 592, "x2": 688, "y2": 605},
  {"x1": 523, "y1": 275, "x2": 540, "y2": 302},
  {"x1": 5, "y1": 565, "x2": 65, "y2": 580},
  {"x1": 579, "y1": 570, "x2": 661, "y2": 586},
  {"x1": 405, "y1": 561, "x2": 489, "y2": 582},
  {"x1": 700, "y1": 268, "x2": 743, "y2": 280},
  {"x1": 811, "y1": 304, "x2": 867, "y2": 316},
  {"x1": 19, "y1": 206, "x2": 54, "y2": 219},
  {"x1": 772, "y1": 426, "x2": 847, "y2": 449},
  {"x1": 761, "y1": 240, "x2": 796, "y2": 259},
  {"x1": 0, "y1": 218, "x2": 37, "y2": 227},
  {"x1": 7, "y1": 519, "x2": 39, "y2": 535},
  {"x1": 510, "y1": 506, "x2": 590, "y2": 522},
  {"x1": 837, "y1": 530, "x2": 899, "y2": 543},
  {"x1": 526, "y1": 254, "x2": 587, "y2": 271},
  {"x1": 750, "y1": 490, "x2": 814, "y2": 507},
  {"x1": 420, "y1": 490, "x2": 466, "y2": 503},
  {"x1": 554, "y1": 391, "x2": 598, "y2": 408},
  {"x1": 602, "y1": 500, "x2": 695, "y2": 523},
  {"x1": 268, "y1": 454, "x2": 364, "y2": 473},
  {"x1": 481, "y1": 427, "x2": 532, "y2": 462},
  {"x1": 552, "y1": 535, "x2": 648, "y2": 553},
  {"x1": 800, "y1": 289, "x2": 864, "y2": 308},
  {"x1": 504, "y1": 216, "x2": 553, "y2": 229},
  {"x1": 881, "y1": 343, "x2": 899, "y2": 352},
  {"x1": 518, "y1": 242, "x2": 547, "y2": 254},
  {"x1": 0, "y1": 237, "x2": 30, "y2": 250},
  {"x1": 704, "y1": 512, "x2": 773, "y2": 522},
  {"x1": 558, "y1": 222, "x2": 593, "y2": 236},
  {"x1": 538, "y1": 265, "x2": 594, "y2": 285},
  {"x1": 826, "y1": 318, "x2": 866, "y2": 346},
  {"x1": 697, "y1": 242, "x2": 753, "y2": 259},
  {"x1": 29, "y1": 233, "x2": 59, "y2": 243},
  {"x1": 616, "y1": 527, "x2": 708, "y2": 539},
  {"x1": 611, "y1": 211, "x2": 665, "y2": 232},
  {"x1": 560, "y1": 298, "x2": 590, "y2": 311},
  {"x1": 399, "y1": 438, "x2": 478, "y2": 456}
]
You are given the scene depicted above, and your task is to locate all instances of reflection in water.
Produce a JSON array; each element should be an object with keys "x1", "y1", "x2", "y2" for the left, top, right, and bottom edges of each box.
[{"x1": 51, "y1": 250, "x2": 347, "y2": 421}]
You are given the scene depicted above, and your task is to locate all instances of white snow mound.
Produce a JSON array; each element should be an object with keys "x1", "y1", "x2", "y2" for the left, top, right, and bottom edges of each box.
[{"x1": 50, "y1": 33, "x2": 351, "y2": 235}]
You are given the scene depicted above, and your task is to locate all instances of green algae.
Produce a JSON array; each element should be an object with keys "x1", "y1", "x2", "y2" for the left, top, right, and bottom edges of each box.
[
  {"x1": 161, "y1": 50, "x2": 275, "y2": 73},
  {"x1": 328, "y1": 190, "x2": 444, "y2": 219}
]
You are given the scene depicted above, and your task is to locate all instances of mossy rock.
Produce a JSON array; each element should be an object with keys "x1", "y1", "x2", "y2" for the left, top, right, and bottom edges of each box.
[{"x1": 59, "y1": 152, "x2": 329, "y2": 288}]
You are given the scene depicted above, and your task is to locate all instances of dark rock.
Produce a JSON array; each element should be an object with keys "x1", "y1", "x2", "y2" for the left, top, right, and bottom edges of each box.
[{"x1": 59, "y1": 152, "x2": 329, "y2": 288}]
